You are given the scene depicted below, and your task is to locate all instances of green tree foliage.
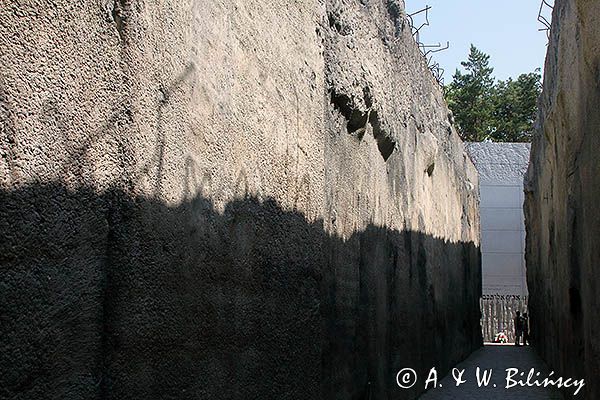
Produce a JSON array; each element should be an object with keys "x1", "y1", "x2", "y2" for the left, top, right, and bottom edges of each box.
[
  {"x1": 445, "y1": 45, "x2": 495, "y2": 142},
  {"x1": 489, "y1": 72, "x2": 542, "y2": 142},
  {"x1": 444, "y1": 45, "x2": 542, "y2": 142}
]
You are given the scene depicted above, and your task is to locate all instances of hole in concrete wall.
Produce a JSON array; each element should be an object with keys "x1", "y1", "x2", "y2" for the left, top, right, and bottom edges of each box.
[
  {"x1": 330, "y1": 89, "x2": 396, "y2": 161},
  {"x1": 426, "y1": 162, "x2": 435, "y2": 177},
  {"x1": 386, "y1": 0, "x2": 402, "y2": 20},
  {"x1": 327, "y1": 11, "x2": 353, "y2": 36},
  {"x1": 328, "y1": 14, "x2": 342, "y2": 34},
  {"x1": 386, "y1": 0, "x2": 404, "y2": 35},
  {"x1": 112, "y1": 0, "x2": 127, "y2": 42},
  {"x1": 330, "y1": 90, "x2": 369, "y2": 138},
  {"x1": 369, "y1": 110, "x2": 396, "y2": 161},
  {"x1": 363, "y1": 86, "x2": 373, "y2": 108}
]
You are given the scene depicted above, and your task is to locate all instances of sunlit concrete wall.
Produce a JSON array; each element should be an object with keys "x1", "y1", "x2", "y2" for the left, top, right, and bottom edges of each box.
[{"x1": 466, "y1": 142, "x2": 530, "y2": 297}]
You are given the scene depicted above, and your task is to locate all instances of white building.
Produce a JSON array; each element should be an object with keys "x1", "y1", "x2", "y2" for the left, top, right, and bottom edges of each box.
[{"x1": 465, "y1": 142, "x2": 531, "y2": 298}]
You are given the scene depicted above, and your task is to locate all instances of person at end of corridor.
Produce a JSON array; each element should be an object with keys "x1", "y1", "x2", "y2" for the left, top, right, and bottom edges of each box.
[
  {"x1": 514, "y1": 311, "x2": 523, "y2": 346},
  {"x1": 522, "y1": 312, "x2": 530, "y2": 346}
]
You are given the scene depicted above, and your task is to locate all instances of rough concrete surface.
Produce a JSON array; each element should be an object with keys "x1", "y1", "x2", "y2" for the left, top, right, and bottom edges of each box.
[
  {"x1": 1, "y1": 1, "x2": 481, "y2": 399},
  {"x1": 525, "y1": 0, "x2": 600, "y2": 398},
  {"x1": 466, "y1": 142, "x2": 531, "y2": 186}
]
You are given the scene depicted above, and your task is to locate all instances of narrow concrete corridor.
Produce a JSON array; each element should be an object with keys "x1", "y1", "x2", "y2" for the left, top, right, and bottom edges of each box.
[{"x1": 418, "y1": 346, "x2": 566, "y2": 400}]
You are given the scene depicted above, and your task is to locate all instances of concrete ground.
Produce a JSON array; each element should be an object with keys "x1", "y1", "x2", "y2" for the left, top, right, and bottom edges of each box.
[{"x1": 418, "y1": 345, "x2": 568, "y2": 399}]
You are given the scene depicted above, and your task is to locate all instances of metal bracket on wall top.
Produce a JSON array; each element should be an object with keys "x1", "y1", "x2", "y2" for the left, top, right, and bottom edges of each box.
[
  {"x1": 405, "y1": 5, "x2": 449, "y2": 89},
  {"x1": 538, "y1": 0, "x2": 554, "y2": 41},
  {"x1": 420, "y1": 41, "x2": 450, "y2": 57},
  {"x1": 421, "y1": 42, "x2": 449, "y2": 87},
  {"x1": 406, "y1": 5, "x2": 431, "y2": 44}
]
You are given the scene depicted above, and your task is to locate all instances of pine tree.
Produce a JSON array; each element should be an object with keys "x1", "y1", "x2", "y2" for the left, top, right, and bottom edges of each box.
[
  {"x1": 445, "y1": 45, "x2": 495, "y2": 142},
  {"x1": 444, "y1": 45, "x2": 541, "y2": 142}
]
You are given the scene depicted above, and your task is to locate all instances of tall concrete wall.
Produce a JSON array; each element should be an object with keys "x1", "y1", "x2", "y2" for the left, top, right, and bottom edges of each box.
[
  {"x1": 0, "y1": 1, "x2": 481, "y2": 399},
  {"x1": 525, "y1": 0, "x2": 600, "y2": 397}
]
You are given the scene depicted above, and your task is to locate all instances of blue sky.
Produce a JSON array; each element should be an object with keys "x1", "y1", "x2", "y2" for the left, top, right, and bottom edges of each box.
[{"x1": 407, "y1": 0, "x2": 552, "y2": 82}]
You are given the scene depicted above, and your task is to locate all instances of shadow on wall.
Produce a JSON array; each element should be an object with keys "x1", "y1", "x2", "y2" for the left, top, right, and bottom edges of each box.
[{"x1": 0, "y1": 183, "x2": 481, "y2": 400}]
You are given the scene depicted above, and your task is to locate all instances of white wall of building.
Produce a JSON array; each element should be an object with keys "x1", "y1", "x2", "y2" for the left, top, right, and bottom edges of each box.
[{"x1": 466, "y1": 142, "x2": 531, "y2": 297}]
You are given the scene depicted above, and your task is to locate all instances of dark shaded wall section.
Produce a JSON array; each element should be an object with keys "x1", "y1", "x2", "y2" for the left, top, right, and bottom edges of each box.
[
  {"x1": 525, "y1": 0, "x2": 600, "y2": 397},
  {"x1": 1, "y1": 184, "x2": 481, "y2": 400}
]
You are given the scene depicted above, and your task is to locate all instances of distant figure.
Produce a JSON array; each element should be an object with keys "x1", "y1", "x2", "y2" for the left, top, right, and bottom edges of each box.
[
  {"x1": 522, "y1": 312, "x2": 530, "y2": 345},
  {"x1": 514, "y1": 311, "x2": 523, "y2": 346}
]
